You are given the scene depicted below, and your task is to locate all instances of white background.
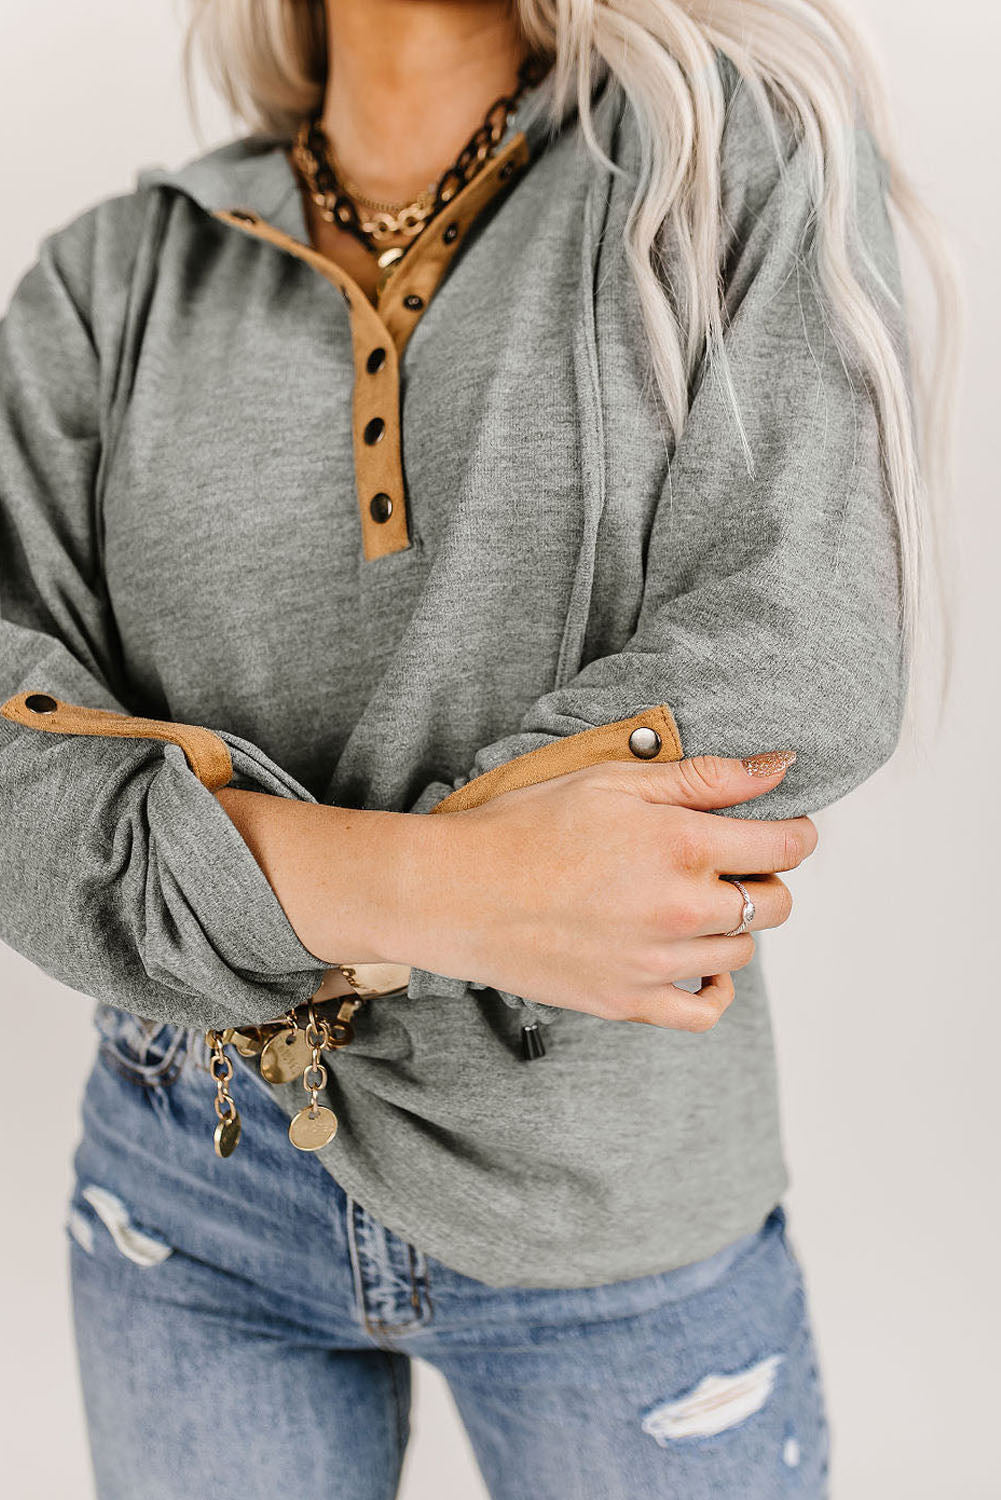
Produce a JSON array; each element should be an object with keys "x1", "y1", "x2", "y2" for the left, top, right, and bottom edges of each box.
[{"x1": 1, "y1": 2, "x2": 998, "y2": 1496}]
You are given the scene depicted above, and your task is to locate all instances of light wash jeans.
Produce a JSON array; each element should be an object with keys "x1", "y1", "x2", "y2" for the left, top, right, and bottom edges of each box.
[{"x1": 67, "y1": 1004, "x2": 830, "y2": 1500}]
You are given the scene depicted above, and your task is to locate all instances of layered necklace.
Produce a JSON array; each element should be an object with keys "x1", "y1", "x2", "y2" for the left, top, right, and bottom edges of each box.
[{"x1": 290, "y1": 51, "x2": 551, "y2": 281}]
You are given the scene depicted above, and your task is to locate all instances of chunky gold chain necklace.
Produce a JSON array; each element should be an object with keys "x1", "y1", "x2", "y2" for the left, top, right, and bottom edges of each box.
[{"x1": 290, "y1": 52, "x2": 550, "y2": 276}]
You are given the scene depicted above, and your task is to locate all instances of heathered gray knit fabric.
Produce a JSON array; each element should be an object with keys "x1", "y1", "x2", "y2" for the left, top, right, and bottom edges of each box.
[{"x1": 0, "y1": 56, "x2": 906, "y2": 1286}]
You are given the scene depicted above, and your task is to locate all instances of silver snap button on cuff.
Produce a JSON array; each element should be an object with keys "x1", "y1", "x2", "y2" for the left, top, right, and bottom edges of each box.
[{"x1": 628, "y1": 726, "x2": 661, "y2": 759}]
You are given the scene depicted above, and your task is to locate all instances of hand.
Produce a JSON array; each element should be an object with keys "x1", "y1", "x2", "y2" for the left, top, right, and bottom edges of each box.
[{"x1": 400, "y1": 752, "x2": 817, "y2": 1031}]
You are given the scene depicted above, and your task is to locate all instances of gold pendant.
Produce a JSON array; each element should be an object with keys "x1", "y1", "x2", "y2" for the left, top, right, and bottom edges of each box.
[
  {"x1": 259, "y1": 1026, "x2": 312, "y2": 1084},
  {"x1": 213, "y1": 1108, "x2": 242, "y2": 1158},
  {"x1": 288, "y1": 1104, "x2": 338, "y2": 1152},
  {"x1": 233, "y1": 1027, "x2": 265, "y2": 1057}
]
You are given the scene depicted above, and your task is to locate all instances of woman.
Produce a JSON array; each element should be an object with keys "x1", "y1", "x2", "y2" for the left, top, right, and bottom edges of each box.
[{"x1": 0, "y1": 0, "x2": 954, "y2": 1496}]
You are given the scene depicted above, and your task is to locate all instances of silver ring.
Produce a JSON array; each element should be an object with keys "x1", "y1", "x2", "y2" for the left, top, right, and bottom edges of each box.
[{"x1": 722, "y1": 877, "x2": 756, "y2": 937}]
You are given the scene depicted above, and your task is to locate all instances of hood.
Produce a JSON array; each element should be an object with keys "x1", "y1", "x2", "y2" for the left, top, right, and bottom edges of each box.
[{"x1": 136, "y1": 133, "x2": 313, "y2": 240}]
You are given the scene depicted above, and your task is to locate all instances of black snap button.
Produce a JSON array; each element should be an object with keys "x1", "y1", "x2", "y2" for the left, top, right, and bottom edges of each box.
[
  {"x1": 443, "y1": 223, "x2": 459, "y2": 244},
  {"x1": 366, "y1": 346, "x2": 387, "y2": 374},
  {"x1": 403, "y1": 293, "x2": 424, "y2": 312},
  {"x1": 363, "y1": 417, "x2": 386, "y2": 445},
  {"x1": 24, "y1": 693, "x2": 58, "y2": 714},
  {"x1": 369, "y1": 493, "x2": 393, "y2": 523},
  {"x1": 498, "y1": 161, "x2": 515, "y2": 181}
]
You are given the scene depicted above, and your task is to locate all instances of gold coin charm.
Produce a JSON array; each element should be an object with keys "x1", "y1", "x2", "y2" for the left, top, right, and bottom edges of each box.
[
  {"x1": 259, "y1": 1026, "x2": 312, "y2": 1084},
  {"x1": 289, "y1": 1104, "x2": 338, "y2": 1152},
  {"x1": 233, "y1": 1027, "x2": 265, "y2": 1057},
  {"x1": 206, "y1": 1029, "x2": 242, "y2": 1160},
  {"x1": 287, "y1": 1007, "x2": 339, "y2": 1151},
  {"x1": 213, "y1": 1107, "x2": 242, "y2": 1158}
]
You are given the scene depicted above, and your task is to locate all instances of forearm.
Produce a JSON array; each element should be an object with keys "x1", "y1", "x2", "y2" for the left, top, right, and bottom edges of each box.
[
  {"x1": 212, "y1": 707, "x2": 678, "y2": 982},
  {"x1": 216, "y1": 747, "x2": 814, "y2": 1034},
  {"x1": 212, "y1": 787, "x2": 442, "y2": 967}
]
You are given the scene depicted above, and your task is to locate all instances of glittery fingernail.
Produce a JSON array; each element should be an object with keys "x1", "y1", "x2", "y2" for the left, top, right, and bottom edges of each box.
[{"x1": 741, "y1": 749, "x2": 797, "y2": 778}]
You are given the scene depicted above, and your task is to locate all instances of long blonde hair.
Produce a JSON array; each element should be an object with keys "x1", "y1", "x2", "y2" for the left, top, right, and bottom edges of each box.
[{"x1": 183, "y1": 0, "x2": 961, "y2": 711}]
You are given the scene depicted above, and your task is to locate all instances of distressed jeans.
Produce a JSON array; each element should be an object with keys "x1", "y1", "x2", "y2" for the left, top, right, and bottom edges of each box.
[{"x1": 67, "y1": 1005, "x2": 830, "y2": 1500}]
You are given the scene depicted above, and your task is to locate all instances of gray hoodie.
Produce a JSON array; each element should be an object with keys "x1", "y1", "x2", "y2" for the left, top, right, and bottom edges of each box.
[{"x1": 0, "y1": 56, "x2": 906, "y2": 1286}]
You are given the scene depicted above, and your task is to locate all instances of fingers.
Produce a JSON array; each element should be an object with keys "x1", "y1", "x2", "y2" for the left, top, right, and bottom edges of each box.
[
  {"x1": 620, "y1": 970, "x2": 736, "y2": 1032},
  {"x1": 688, "y1": 810, "x2": 818, "y2": 874},
  {"x1": 665, "y1": 932, "x2": 756, "y2": 978},
  {"x1": 702, "y1": 874, "x2": 792, "y2": 937},
  {"x1": 644, "y1": 751, "x2": 798, "y2": 811},
  {"x1": 637, "y1": 751, "x2": 817, "y2": 874}
]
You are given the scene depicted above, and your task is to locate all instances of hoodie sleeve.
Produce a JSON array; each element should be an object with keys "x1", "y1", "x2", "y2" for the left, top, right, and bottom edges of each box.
[
  {"x1": 405, "y1": 104, "x2": 910, "y2": 830},
  {"x1": 0, "y1": 193, "x2": 329, "y2": 1030}
]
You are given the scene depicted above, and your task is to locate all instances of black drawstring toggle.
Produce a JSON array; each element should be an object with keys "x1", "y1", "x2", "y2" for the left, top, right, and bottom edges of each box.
[{"x1": 520, "y1": 1021, "x2": 546, "y2": 1060}]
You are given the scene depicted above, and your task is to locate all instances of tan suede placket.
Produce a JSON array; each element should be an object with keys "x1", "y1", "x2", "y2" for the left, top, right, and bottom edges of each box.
[{"x1": 211, "y1": 130, "x2": 532, "y2": 562}]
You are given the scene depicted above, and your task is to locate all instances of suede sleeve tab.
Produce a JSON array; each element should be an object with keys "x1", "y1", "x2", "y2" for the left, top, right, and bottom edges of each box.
[
  {"x1": 429, "y1": 703, "x2": 683, "y2": 815},
  {"x1": 0, "y1": 691, "x2": 234, "y2": 792}
]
